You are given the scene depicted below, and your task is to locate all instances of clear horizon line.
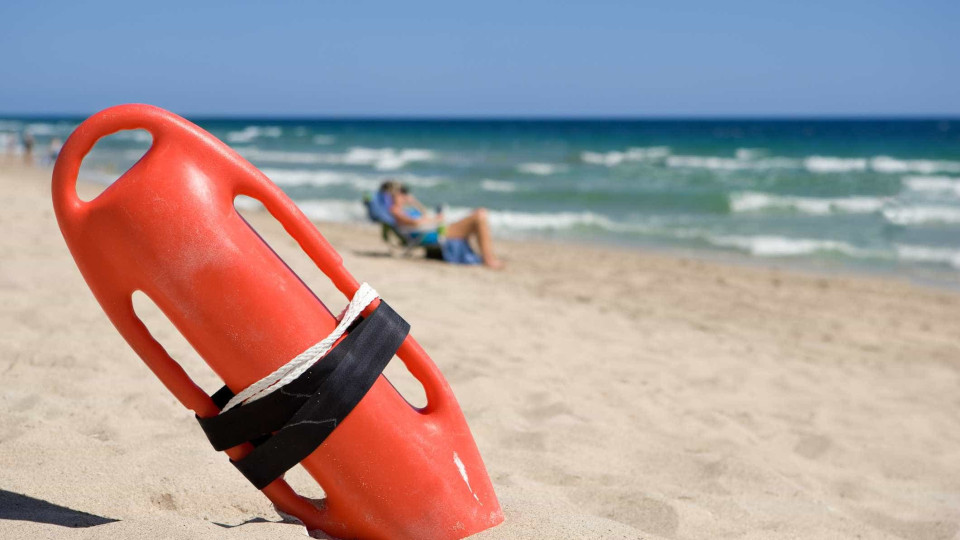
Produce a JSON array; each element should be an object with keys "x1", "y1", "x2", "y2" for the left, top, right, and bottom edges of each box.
[{"x1": 2, "y1": 111, "x2": 960, "y2": 122}]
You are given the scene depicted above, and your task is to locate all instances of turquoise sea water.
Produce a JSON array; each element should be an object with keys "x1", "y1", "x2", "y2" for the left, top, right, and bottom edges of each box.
[{"x1": 4, "y1": 116, "x2": 960, "y2": 281}]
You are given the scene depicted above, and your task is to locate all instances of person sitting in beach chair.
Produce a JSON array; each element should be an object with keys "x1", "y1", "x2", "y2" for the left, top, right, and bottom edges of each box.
[
  {"x1": 366, "y1": 181, "x2": 504, "y2": 269},
  {"x1": 364, "y1": 181, "x2": 444, "y2": 260}
]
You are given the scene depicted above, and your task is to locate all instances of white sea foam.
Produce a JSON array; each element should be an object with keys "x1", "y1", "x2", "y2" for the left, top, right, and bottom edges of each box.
[
  {"x1": 895, "y1": 245, "x2": 960, "y2": 269},
  {"x1": 656, "y1": 152, "x2": 960, "y2": 175},
  {"x1": 234, "y1": 148, "x2": 318, "y2": 164},
  {"x1": 236, "y1": 146, "x2": 436, "y2": 170},
  {"x1": 803, "y1": 156, "x2": 868, "y2": 173},
  {"x1": 730, "y1": 191, "x2": 888, "y2": 215},
  {"x1": 262, "y1": 168, "x2": 443, "y2": 190},
  {"x1": 234, "y1": 195, "x2": 405, "y2": 223},
  {"x1": 517, "y1": 162, "x2": 567, "y2": 175},
  {"x1": 480, "y1": 179, "x2": 517, "y2": 192},
  {"x1": 226, "y1": 126, "x2": 283, "y2": 143},
  {"x1": 444, "y1": 206, "x2": 649, "y2": 234},
  {"x1": 296, "y1": 199, "x2": 369, "y2": 222},
  {"x1": 312, "y1": 134, "x2": 336, "y2": 145},
  {"x1": 666, "y1": 155, "x2": 800, "y2": 171},
  {"x1": 581, "y1": 146, "x2": 670, "y2": 167},
  {"x1": 487, "y1": 210, "x2": 610, "y2": 230},
  {"x1": 801, "y1": 156, "x2": 960, "y2": 175},
  {"x1": 882, "y1": 206, "x2": 960, "y2": 225},
  {"x1": 578, "y1": 146, "x2": 960, "y2": 176},
  {"x1": 113, "y1": 129, "x2": 153, "y2": 142},
  {"x1": 25, "y1": 122, "x2": 70, "y2": 136},
  {"x1": 233, "y1": 195, "x2": 263, "y2": 211},
  {"x1": 708, "y1": 235, "x2": 872, "y2": 258},
  {"x1": 902, "y1": 175, "x2": 960, "y2": 194},
  {"x1": 340, "y1": 147, "x2": 436, "y2": 170},
  {"x1": 262, "y1": 169, "x2": 379, "y2": 190},
  {"x1": 870, "y1": 156, "x2": 960, "y2": 174}
]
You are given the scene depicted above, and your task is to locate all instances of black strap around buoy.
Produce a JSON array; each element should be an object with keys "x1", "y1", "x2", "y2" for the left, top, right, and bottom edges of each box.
[{"x1": 196, "y1": 301, "x2": 409, "y2": 489}]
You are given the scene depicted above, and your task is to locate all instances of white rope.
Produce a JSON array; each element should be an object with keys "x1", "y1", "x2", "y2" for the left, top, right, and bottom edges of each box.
[{"x1": 220, "y1": 283, "x2": 380, "y2": 412}]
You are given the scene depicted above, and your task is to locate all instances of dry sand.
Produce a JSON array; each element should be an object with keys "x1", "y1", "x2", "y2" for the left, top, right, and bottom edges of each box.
[{"x1": 1, "y1": 162, "x2": 959, "y2": 539}]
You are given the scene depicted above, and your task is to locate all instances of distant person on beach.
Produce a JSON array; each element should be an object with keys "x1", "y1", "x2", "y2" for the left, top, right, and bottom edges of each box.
[
  {"x1": 384, "y1": 181, "x2": 504, "y2": 269},
  {"x1": 21, "y1": 131, "x2": 34, "y2": 165},
  {"x1": 47, "y1": 138, "x2": 62, "y2": 165}
]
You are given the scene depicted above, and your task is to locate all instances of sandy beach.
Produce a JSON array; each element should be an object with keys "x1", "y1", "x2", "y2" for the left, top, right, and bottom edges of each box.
[{"x1": 2, "y1": 161, "x2": 959, "y2": 539}]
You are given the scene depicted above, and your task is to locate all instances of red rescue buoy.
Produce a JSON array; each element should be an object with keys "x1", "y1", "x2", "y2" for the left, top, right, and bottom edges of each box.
[{"x1": 51, "y1": 104, "x2": 503, "y2": 539}]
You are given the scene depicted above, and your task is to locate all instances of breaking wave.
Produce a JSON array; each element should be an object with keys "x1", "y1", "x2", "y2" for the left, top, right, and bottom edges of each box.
[
  {"x1": 444, "y1": 207, "x2": 649, "y2": 234},
  {"x1": 580, "y1": 145, "x2": 960, "y2": 176},
  {"x1": 480, "y1": 179, "x2": 518, "y2": 192},
  {"x1": 882, "y1": 206, "x2": 960, "y2": 225},
  {"x1": 517, "y1": 162, "x2": 567, "y2": 175},
  {"x1": 667, "y1": 155, "x2": 800, "y2": 171},
  {"x1": 729, "y1": 192, "x2": 889, "y2": 215},
  {"x1": 226, "y1": 126, "x2": 283, "y2": 143},
  {"x1": 262, "y1": 168, "x2": 443, "y2": 191},
  {"x1": 707, "y1": 235, "x2": 876, "y2": 258},
  {"x1": 902, "y1": 175, "x2": 960, "y2": 196},
  {"x1": 895, "y1": 245, "x2": 960, "y2": 269},
  {"x1": 581, "y1": 146, "x2": 671, "y2": 167},
  {"x1": 236, "y1": 146, "x2": 436, "y2": 170},
  {"x1": 296, "y1": 199, "x2": 370, "y2": 222}
]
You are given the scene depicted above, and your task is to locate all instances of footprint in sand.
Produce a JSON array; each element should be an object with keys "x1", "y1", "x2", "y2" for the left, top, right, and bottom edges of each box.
[
  {"x1": 521, "y1": 401, "x2": 574, "y2": 423},
  {"x1": 440, "y1": 362, "x2": 486, "y2": 384},
  {"x1": 151, "y1": 492, "x2": 178, "y2": 511},
  {"x1": 12, "y1": 394, "x2": 41, "y2": 412},
  {"x1": 499, "y1": 429, "x2": 546, "y2": 451},
  {"x1": 83, "y1": 426, "x2": 118, "y2": 443},
  {"x1": 794, "y1": 434, "x2": 831, "y2": 460},
  {"x1": 520, "y1": 390, "x2": 578, "y2": 423},
  {"x1": 571, "y1": 487, "x2": 680, "y2": 539}
]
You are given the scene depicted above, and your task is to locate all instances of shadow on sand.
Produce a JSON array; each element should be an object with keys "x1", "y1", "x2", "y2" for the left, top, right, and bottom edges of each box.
[
  {"x1": 0, "y1": 489, "x2": 118, "y2": 528},
  {"x1": 350, "y1": 249, "x2": 395, "y2": 259}
]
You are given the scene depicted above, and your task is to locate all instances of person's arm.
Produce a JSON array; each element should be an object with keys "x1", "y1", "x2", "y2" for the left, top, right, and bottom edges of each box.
[
  {"x1": 408, "y1": 194, "x2": 428, "y2": 215},
  {"x1": 390, "y1": 205, "x2": 419, "y2": 227},
  {"x1": 390, "y1": 204, "x2": 439, "y2": 228}
]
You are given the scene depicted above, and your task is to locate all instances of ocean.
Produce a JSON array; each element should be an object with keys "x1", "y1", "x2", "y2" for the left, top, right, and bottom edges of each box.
[{"x1": 4, "y1": 116, "x2": 960, "y2": 282}]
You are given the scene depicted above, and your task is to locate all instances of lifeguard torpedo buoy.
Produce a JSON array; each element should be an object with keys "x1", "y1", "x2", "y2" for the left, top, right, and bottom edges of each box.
[{"x1": 51, "y1": 104, "x2": 503, "y2": 540}]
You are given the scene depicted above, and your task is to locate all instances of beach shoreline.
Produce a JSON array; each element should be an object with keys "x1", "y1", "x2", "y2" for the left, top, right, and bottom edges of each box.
[{"x1": 2, "y1": 161, "x2": 959, "y2": 539}]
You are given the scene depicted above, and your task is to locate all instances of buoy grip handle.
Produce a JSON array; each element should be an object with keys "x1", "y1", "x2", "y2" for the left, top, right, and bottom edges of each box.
[{"x1": 52, "y1": 104, "x2": 170, "y2": 219}]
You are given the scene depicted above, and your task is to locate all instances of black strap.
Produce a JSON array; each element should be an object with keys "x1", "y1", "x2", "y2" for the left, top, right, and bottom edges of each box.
[{"x1": 195, "y1": 301, "x2": 409, "y2": 489}]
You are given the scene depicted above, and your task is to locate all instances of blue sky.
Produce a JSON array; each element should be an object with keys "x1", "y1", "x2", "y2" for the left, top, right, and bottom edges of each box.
[{"x1": 1, "y1": 1, "x2": 958, "y2": 116}]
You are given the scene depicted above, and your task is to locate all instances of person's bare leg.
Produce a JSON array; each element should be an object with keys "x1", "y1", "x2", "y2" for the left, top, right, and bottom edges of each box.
[
  {"x1": 444, "y1": 211, "x2": 477, "y2": 239},
  {"x1": 472, "y1": 208, "x2": 503, "y2": 269},
  {"x1": 445, "y1": 208, "x2": 503, "y2": 269}
]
